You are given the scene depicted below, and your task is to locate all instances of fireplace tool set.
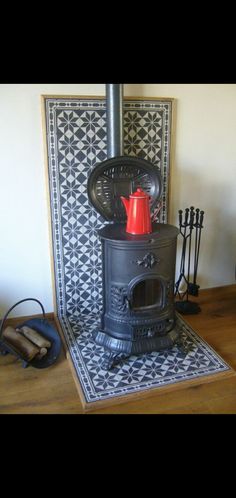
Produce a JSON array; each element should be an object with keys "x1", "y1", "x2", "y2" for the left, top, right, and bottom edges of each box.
[
  {"x1": 175, "y1": 207, "x2": 205, "y2": 314},
  {"x1": 87, "y1": 84, "x2": 182, "y2": 369}
]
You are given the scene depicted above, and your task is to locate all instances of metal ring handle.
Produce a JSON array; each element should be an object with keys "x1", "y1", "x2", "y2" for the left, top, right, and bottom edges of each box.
[{"x1": 0, "y1": 298, "x2": 46, "y2": 338}]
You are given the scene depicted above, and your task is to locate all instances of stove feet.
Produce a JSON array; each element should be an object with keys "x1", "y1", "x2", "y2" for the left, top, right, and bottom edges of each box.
[
  {"x1": 175, "y1": 332, "x2": 191, "y2": 356},
  {"x1": 102, "y1": 351, "x2": 129, "y2": 370}
]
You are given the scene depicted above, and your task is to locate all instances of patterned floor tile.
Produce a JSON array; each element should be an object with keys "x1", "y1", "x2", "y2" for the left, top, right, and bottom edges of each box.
[{"x1": 58, "y1": 313, "x2": 231, "y2": 403}]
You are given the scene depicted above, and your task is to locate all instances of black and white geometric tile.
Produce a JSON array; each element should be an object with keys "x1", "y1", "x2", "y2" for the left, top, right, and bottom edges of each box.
[
  {"x1": 58, "y1": 313, "x2": 231, "y2": 403},
  {"x1": 43, "y1": 96, "x2": 230, "y2": 405},
  {"x1": 44, "y1": 97, "x2": 172, "y2": 317}
]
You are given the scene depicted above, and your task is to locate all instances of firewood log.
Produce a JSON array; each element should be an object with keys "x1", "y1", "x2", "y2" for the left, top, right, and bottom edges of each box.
[
  {"x1": 2, "y1": 326, "x2": 40, "y2": 361},
  {"x1": 18, "y1": 326, "x2": 51, "y2": 349},
  {"x1": 35, "y1": 347, "x2": 48, "y2": 360}
]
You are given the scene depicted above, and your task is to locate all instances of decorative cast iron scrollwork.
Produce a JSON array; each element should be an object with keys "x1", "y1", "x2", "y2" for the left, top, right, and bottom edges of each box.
[
  {"x1": 111, "y1": 286, "x2": 129, "y2": 314},
  {"x1": 133, "y1": 319, "x2": 171, "y2": 339},
  {"x1": 134, "y1": 252, "x2": 160, "y2": 269}
]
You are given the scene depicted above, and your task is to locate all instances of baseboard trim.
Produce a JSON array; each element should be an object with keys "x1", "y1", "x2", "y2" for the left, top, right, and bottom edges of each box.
[{"x1": 2, "y1": 312, "x2": 55, "y2": 329}]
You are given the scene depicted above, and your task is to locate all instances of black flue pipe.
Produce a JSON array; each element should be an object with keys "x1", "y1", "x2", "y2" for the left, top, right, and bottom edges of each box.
[{"x1": 106, "y1": 84, "x2": 124, "y2": 158}]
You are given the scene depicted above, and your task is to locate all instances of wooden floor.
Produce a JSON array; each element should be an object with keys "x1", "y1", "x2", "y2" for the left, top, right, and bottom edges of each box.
[{"x1": 1, "y1": 285, "x2": 236, "y2": 414}]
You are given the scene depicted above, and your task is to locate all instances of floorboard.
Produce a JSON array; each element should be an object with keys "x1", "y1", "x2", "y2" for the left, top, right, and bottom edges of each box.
[{"x1": 0, "y1": 285, "x2": 236, "y2": 414}]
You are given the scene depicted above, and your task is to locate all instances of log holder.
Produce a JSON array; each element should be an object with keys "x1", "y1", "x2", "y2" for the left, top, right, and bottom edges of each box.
[{"x1": 0, "y1": 298, "x2": 61, "y2": 368}]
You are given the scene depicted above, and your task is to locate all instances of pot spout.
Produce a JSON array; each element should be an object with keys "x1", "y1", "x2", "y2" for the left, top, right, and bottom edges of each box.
[{"x1": 120, "y1": 196, "x2": 129, "y2": 217}]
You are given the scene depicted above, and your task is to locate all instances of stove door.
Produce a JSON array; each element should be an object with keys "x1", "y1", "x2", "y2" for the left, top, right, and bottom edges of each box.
[{"x1": 128, "y1": 273, "x2": 167, "y2": 313}]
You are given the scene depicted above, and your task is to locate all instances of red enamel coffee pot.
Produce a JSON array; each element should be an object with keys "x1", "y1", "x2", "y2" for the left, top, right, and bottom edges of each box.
[{"x1": 121, "y1": 187, "x2": 152, "y2": 234}]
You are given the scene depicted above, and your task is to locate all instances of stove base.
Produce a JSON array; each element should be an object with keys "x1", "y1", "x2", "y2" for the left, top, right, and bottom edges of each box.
[{"x1": 93, "y1": 327, "x2": 180, "y2": 369}]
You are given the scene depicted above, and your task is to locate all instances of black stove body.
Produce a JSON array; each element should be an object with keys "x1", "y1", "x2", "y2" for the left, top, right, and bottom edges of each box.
[{"x1": 93, "y1": 223, "x2": 179, "y2": 369}]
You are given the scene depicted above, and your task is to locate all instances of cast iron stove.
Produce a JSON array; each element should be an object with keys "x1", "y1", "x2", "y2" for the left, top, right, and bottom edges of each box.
[
  {"x1": 94, "y1": 223, "x2": 179, "y2": 369},
  {"x1": 87, "y1": 84, "x2": 180, "y2": 369}
]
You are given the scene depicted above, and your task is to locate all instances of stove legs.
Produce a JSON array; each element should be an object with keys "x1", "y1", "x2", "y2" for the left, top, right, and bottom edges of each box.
[
  {"x1": 102, "y1": 351, "x2": 130, "y2": 370},
  {"x1": 100, "y1": 328, "x2": 181, "y2": 370},
  {"x1": 94, "y1": 322, "x2": 182, "y2": 370},
  {"x1": 175, "y1": 331, "x2": 191, "y2": 355}
]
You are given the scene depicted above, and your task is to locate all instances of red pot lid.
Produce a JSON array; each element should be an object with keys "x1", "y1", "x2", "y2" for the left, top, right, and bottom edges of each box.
[{"x1": 130, "y1": 187, "x2": 150, "y2": 198}]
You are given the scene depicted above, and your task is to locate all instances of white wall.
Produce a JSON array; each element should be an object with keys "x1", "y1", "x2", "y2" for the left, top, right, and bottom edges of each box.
[{"x1": 0, "y1": 84, "x2": 235, "y2": 316}]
